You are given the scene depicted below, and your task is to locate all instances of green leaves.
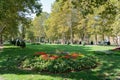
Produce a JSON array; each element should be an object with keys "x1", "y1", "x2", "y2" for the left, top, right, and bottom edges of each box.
[{"x1": 0, "y1": 0, "x2": 42, "y2": 38}]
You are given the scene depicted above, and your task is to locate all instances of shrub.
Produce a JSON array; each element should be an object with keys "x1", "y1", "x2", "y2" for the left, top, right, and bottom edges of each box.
[
  {"x1": 20, "y1": 40, "x2": 26, "y2": 48},
  {"x1": 20, "y1": 52, "x2": 99, "y2": 73}
]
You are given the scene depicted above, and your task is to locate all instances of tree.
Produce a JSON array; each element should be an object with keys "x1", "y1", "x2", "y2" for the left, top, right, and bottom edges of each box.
[
  {"x1": 0, "y1": 0, "x2": 42, "y2": 44},
  {"x1": 30, "y1": 12, "x2": 49, "y2": 42},
  {"x1": 111, "y1": 0, "x2": 120, "y2": 45},
  {"x1": 35, "y1": 0, "x2": 119, "y2": 45},
  {"x1": 46, "y1": 0, "x2": 75, "y2": 43}
]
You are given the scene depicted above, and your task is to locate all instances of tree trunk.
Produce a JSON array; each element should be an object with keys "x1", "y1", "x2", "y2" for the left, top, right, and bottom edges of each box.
[
  {"x1": 70, "y1": 27, "x2": 73, "y2": 44},
  {"x1": 113, "y1": 36, "x2": 119, "y2": 46},
  {"x1": 22, "y1": 27, "x2": 25, "y2": 39},
  {"x1": 0, "y1": 27, "x2": 6, "y2": 45},
  {"x1": 102, "y1": 34, "x2": 105, "y2": 41},
  {"x1": 81, "y1": 33, "x2": 85, "y2": 41},
  {"x1": 95, "y1": 34, "x2": 97, "y2": 45},
  {"x1": 116, "y1": 36, "x2": 120, "y2": 46},
  {"x1": 108, "y1": 36, "x2": 110, "y2": 41},
  {"x1": 39, "y1": 37, "x2": 41, "y2": 43},
  {"x1": 0, "y1": 34, "x2": 3, "y2": 45},
  {"x1": 116, "y1": 36, "x2": 119, "y2": 46}
]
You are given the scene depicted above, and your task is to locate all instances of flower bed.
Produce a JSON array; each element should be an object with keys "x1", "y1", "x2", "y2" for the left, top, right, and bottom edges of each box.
[
  {"x1": 20, "y1": 52, "x2": 99, "y2": 73},
  {"x1": 34, "y1": 52, "x2": 84, "y2": 60}
]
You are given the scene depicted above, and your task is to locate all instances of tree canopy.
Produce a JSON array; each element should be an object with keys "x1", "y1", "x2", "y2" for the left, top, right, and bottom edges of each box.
[
  {"x1": 1, "y1": 0, "x2": 120, "y2": 45},
  {"x1": 0, "y1": 0, "x2": 42, "y2": 35}
]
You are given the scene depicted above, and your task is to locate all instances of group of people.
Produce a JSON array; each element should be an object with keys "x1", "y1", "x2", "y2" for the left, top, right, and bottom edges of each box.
[{"x1": 10, "y1": 39, "x2": 26, "y2": 48}]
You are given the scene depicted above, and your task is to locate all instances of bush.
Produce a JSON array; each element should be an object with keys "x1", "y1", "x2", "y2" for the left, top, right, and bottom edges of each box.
[
  {"x1": 20, "y1": 40, "x2": 26, "y2": 48},
  {"x1": 20, "y1": 52, "x2": 99, "y2": 73},
  {"x1": 10, "y1": 39, "x2": 16, "y2": 45}
]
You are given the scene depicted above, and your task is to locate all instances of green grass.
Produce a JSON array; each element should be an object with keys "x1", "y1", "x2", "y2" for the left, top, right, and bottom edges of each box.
[{"x1": 0, "y1": 44, "x2": 120, "y2": 80}]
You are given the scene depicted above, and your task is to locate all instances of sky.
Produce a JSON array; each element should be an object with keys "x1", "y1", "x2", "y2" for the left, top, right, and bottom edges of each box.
[{"x1": 40, "y1": 0, "x2": 56, "y2": 13}]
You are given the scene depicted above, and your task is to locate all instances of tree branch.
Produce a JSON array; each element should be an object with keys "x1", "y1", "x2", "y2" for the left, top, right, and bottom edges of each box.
[{"x1": 0, "y1": 27, "x2": 6, "y2": 34}]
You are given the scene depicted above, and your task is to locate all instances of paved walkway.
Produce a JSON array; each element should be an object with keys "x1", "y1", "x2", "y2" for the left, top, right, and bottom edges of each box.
[{"x1": 0, "y1": 77, "x2": 4, "y2": 80}]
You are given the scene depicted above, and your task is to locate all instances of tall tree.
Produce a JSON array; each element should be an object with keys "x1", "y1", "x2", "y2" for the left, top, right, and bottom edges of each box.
[
  {"x1": 0, "y1": 0, "x2": 42, "y2": 44},
  {"x1": 32, "y1": 12, "x2": 49, "y2": 42},
  {"x1": 111, "y1": 0, "x2": 120, "y2": 45},
  {"x1": 46, "y1": 0, "x2": 70, "y2": 43}
]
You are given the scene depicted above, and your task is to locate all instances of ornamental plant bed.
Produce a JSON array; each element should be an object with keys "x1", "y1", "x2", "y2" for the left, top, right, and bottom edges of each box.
[{"x1": 20, "y1": 52, "x2": 99, "y2": 73}]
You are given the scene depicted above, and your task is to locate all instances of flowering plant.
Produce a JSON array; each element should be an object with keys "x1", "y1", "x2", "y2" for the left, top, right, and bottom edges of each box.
[
  {"x1": 34, "y1": 51, "x2": 84, "y2": 60},
  {"x1": 21, "y1": 53, "x2": 98, "y2": 73}
]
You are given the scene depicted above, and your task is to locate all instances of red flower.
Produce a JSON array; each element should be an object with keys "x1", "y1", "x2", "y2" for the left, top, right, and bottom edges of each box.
[
  {"x1": 35, "y1": 52, "x2": 46, "y2": 56},
  {"x1": 71, "y1": 53, "x2": 79, "y2": 59},
  {"x1": 50, "y1": 55, "x2": 59, "y2": 60},
  {"x1": 64, "y1": 54, "x2": 71, "y2": 59},
  {"x1": 41, "y1": 54, "x2": 49, "y2": 60}
]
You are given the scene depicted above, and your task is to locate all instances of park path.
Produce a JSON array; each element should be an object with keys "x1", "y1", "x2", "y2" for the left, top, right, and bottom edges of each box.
[{"x1": 0, "y1": 77, "x2": 4, "y2": 80}]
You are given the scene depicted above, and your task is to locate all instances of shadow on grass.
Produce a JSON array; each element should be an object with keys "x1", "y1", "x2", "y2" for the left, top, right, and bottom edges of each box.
[
  {"x1": 0, "y1": 44, "x2": 119, "y2": 80},
  {"x1": 93, "y1": 53, "x2": 120, "y2": 79}
]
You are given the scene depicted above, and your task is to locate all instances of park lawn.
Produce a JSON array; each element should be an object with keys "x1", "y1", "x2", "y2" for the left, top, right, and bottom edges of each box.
[{"x1": 0, "y1": 44, "x2": 120, "y2": 80}]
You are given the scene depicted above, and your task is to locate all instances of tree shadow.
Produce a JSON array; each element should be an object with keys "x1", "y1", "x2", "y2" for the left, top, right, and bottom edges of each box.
[{"x1": 93, "y1": 53, "x2": 120, "y2": 79}]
